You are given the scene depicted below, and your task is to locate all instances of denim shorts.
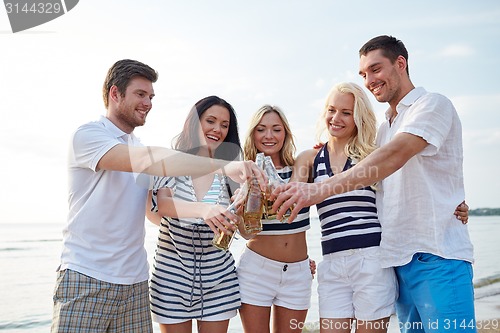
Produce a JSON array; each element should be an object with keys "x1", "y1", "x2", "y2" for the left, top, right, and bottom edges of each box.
[{"x1": 395, "y1": 253, "x2": 476, "y2": 333}]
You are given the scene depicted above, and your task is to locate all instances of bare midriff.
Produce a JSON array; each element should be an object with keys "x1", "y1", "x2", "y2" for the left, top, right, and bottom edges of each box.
[{"x1": 246, "y1": 232, "x2": 308, "y2": 263}]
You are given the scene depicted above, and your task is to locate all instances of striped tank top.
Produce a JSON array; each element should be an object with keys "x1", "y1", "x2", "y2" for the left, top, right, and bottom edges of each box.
[
  {"x1": 260, "y1": 165, "x2": 310, "y2": 235},
  {"x1": 313, "y1": 145, "x2": 381, "y2": 256}
]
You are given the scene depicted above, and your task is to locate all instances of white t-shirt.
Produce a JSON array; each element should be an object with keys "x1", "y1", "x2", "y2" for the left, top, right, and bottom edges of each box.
[
  {"x1": 59, "y1": 116, "x2": 150, "y2": 284},
  {"x1": 376, "y1": 87, "x2": 474, "y2": 268}
]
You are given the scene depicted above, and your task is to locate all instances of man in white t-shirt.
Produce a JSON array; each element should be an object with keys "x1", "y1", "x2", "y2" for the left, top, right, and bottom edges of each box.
[
  {"x1": 51, "y1": 59, "x2": 266, "y2": 333},
  {"x1": 273, "y1": 36, "x2": 476, "y2": 332}
]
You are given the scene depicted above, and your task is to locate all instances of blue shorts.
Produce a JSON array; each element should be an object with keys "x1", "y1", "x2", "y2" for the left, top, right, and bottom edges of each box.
[{"x1": 395, "y1": 253, "x2": 476, "y2": 333}]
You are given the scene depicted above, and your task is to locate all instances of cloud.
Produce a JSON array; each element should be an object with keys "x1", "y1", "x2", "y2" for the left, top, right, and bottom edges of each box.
[
  {"x1": 438, "y1": 44, "x2": 475, "y2": 58},
  {"x1": 451, "y1": 93, "x2": 500, "y2": 122},
  {"x1": 315, "y1": 78, "x2": 325, "y2": 89}
]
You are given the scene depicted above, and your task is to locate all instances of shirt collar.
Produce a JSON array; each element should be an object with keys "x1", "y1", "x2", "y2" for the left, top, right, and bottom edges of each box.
[
  {"x1": 384, "y1": 87, "x2": 427, "y2": 121},
  {"x1": 99, "y1": 115, "x2": 138, "y2": 142}
]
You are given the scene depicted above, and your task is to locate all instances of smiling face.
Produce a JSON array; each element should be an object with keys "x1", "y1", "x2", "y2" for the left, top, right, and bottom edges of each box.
[
  {"x1": 252, "y1": 111, "x2": 286, "y2": 163},
  {"x1": 198, "y1": 105, "x2": 230, "y2": 155},
  {"x1": 324, "y1": 91, "x2": 356, "y2": 141},
  {"x1": 359, "y1": 49, "x2": 406, "y2": 109},
  {"x1": 113, "y1": 76, "x2": 155, "y2": 133}
]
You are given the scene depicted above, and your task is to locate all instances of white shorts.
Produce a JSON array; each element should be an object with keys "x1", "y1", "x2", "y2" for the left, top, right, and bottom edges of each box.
[
  {"x1": 317, "y1": 246, "x2": 397, "y2": 321},
  {"x1": 236, "y1": 247, "x2": 312, "y2": 310}
]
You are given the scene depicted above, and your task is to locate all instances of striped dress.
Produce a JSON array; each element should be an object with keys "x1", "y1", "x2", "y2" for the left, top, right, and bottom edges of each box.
[
  {"x1": 149, "y1": 174, "x2": 240, "y2": 323},
  {"x1": 259, "y1": 166, "x2": 310, "y2": 235},
  {"x1": 313, "y1": 145, "x2": 382, "y2": 255}
]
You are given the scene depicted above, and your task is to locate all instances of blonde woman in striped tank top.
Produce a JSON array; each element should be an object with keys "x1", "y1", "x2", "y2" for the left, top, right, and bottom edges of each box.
[{"x1": 236, "y1": 105, "x2": 315, "y2": 333}]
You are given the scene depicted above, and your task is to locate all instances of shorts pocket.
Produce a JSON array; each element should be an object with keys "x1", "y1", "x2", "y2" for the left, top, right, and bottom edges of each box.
[
  {"x1": 52, "y1": 269, "x2": 69, "y2": 302},
  {"x1": 416, "y1": 252, "x2": 444, "y2": 264},
  {"x1": 361, "y1": 246, "x2": 380, "y2": 259}
]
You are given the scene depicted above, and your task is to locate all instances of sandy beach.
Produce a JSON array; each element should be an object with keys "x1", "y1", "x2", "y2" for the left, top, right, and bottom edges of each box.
[{"x1": 475, "y1": 293, "x2": 500, "y2": 333}]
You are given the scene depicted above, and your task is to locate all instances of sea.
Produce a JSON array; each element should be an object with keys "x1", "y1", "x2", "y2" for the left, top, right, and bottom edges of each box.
[{"x1": 1, "y1": 216, "x2": 499, "y2": 333}]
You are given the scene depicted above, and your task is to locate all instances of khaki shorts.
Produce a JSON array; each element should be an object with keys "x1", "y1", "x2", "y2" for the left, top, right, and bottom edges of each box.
[
  {"x1": 236, "y1": 247, "x2": 312, "y2": 310},
  {"x1": 318, "y1": 246, "x2": 397, "y2": 321}
]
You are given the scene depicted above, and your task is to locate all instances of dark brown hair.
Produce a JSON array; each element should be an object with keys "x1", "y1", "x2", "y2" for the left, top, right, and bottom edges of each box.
[
  {"x1": 359, "y1": 35, "x2": 410, "y2": 76},
  {"x1": 102, "y1": 59, "x2": 158, "y2": 108}
]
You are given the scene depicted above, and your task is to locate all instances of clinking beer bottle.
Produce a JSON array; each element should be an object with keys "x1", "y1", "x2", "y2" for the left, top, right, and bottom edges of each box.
[
  {"x1": 212, "y1": 183, "x2": 247, "y2": 251},
  {"x1": 263, "y1": 155, "x2": 292, "y2": 221},
  {"x1": 241, "y1": 153, "x2": 265, "y2": 234},
  {"x1": 242, "y1": 176, "x2": 264, "y2": 234}
]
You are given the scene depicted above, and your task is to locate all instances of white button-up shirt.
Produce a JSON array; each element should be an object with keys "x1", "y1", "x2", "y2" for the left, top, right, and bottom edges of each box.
[{"x1": 376, "y1": 87, "x2": 474, "y2": 268}]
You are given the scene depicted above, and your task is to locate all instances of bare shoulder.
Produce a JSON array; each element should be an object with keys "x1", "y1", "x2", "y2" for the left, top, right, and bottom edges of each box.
[
  {"x1": 295, "y1": 148, "x2": 320, "y2": 166},
  {"x1": 292, "y1": 148, "x2": 320, "y2": 182}
]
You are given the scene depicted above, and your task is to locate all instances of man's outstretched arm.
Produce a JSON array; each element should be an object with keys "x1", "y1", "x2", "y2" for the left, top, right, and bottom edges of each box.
[
  {"x1": 98, "y1": 144, "x2": 267, "y2": 188},
  {"x1": 273, "y1": 132, "x2": 428, "y2": 222}
]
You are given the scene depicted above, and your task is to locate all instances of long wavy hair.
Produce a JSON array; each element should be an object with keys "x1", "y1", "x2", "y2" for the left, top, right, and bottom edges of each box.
[
  {"x1": 172, "y1": 96, "x2": 242, "y2": 161},
  {"x1": 316, "y1": 82, "x2": 377, "y2": 162},
  {"x1": 243, "y1": 105, "x2": 296, "y2": 166}
]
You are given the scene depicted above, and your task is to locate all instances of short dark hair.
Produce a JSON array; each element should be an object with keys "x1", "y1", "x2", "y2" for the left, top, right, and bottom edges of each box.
[
  {"x1": 102, "y1": 59, "x2": 158, "y2": 108},
  {"x1": 359, "y1": 35, "x2": 410, "y2": 76}
]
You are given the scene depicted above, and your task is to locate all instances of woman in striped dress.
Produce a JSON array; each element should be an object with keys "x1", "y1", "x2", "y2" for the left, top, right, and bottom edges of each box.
[{"x1": 146, "y1": 96, "x2": 243, "y2": 333}]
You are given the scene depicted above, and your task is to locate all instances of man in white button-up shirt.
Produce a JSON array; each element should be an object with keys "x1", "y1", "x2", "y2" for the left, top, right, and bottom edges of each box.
[{"x1": 273, "y1": 36, "x2": 476, "y2": 332}]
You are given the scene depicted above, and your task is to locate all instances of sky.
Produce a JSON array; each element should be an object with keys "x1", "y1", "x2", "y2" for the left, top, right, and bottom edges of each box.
[{"x1": 0, "y1": 0, "x2": 499, "y2": 224}]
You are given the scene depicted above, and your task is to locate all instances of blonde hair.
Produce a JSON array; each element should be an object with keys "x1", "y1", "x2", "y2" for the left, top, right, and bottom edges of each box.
[
  {"x1": 316, "y1": 82, "x2": 377, "y2": 162},
  {"x1": 243, "y1": 105, "x2": 296, "y2": 166}
]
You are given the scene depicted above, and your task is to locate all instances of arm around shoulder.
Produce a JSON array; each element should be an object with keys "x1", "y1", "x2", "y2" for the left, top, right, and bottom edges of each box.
[{"x1": 291, "y1": 149, "x2": 318, "y2": 183}]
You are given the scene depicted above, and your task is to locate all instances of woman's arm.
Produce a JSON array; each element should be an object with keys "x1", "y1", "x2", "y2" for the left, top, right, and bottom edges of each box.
[
  {"x1": 154, "y1": 187, "x2": 237, "y2": 234},
  {"x1": 291, "y1": 149, "x2": 318, "y2": 183}
]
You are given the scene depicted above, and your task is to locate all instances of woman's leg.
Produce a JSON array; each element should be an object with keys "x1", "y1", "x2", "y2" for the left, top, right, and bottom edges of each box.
[
  {"x1": 159, "y1": 321, "x2": 192, "y2": 333},
  {"x1": 320, "y1": 318, "x2": 353, "y2": 333},
  {"x1": 273, "y1": 305, "x2": 308, "y2": 333},
  {"x1": 197, "y1": 319, "x2": 230, "y2": 333},
  {"x1": 355, "y1": 317, "x2": 390, "y2": 333},
  {"x1": 239, "y1": 303, "x2": 272, "y2": 333}
]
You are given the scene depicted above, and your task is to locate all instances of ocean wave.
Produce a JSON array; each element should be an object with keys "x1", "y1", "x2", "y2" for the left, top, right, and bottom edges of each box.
[
  {"x1": 17, "y1": 239, "x2": 61, "y2": 243},
  {"x1": 0, "y1": 318, "x2": 51, "y2": 330},
  {"x1": 0, "y1": 247, "x2": 27, "y2": 252},
  {"x1": 0, "y1": 238, "x2": 61, "y2": 246},
  {"x1": 475, "y1": 273, "x2": 500, "y2": 289},
  {"x1": 0, "y1": 239, "x2": 61, "y2": 251},
  {"x1": 474, "y1": 273, "x2": 500, "y2": 299}
]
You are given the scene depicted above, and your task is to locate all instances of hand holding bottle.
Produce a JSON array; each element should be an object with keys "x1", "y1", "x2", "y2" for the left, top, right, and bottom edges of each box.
[
  {"x1": 263, "y1": 155, "x2": 293, "y2": 221},
  {"x1": 212, "y1": 183, "x2": 248, "y2": 251}
]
